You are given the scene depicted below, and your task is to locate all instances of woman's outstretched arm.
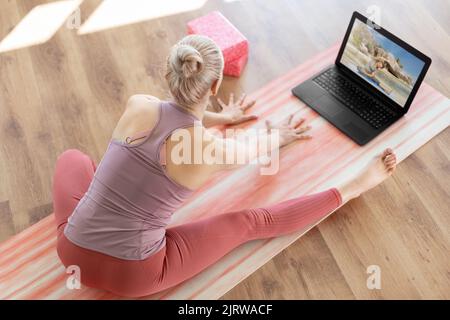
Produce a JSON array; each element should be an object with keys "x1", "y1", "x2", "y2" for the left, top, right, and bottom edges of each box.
[{"x1": 200, "y1": 112, "x2": 313, "y2": 172}]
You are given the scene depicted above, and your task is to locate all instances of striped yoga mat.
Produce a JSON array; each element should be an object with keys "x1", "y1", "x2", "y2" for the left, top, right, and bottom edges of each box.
[{"x1": 0, "y1": 44, "x2": 449, "y2": 300}]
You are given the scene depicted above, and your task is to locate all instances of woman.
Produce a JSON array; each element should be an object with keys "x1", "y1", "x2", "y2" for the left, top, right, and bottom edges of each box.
[{"x1": 53, "y1": 35, "x2": 397, "y2": 297}]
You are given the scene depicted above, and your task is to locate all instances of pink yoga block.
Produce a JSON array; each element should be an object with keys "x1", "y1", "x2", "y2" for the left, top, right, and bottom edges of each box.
[
  {"x1": 224, "y1": 53, "x2": 248, "y2": 77},
  {"x1": 187, "y1": 11, "x2": 249, "y2": 76}
]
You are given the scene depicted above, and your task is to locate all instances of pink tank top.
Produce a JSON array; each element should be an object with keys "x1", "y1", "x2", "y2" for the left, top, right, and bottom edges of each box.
[{"x1": 64, "y1": 101, "x2": 199, "y2": 260}]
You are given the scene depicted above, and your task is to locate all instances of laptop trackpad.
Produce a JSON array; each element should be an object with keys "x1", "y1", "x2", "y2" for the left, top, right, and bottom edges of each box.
[
  {"x1": 314, "y1": 95, "x2": 369, "y2": 141},
  {"x1": 314, "y1": 95, "x2": 345, "y2": 118},
  {"x1": 344, "y1": 122, "x2": 369, "y2": 140}
]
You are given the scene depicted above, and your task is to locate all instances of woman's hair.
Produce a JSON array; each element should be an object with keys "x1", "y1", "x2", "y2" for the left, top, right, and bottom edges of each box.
[{"x1": 165, "y1": 35, "x2": 224, "y2": 108}]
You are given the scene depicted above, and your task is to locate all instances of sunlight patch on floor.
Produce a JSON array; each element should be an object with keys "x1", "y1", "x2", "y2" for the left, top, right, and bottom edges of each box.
[
  {"x1": 0, "y1": 0, "x2": 83, "y2": 53},
  {"x1": 78, "y1": 0, "x2": 208, "y2": 35}
]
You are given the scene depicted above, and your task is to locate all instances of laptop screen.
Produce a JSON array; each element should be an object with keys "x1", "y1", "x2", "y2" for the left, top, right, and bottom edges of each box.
[{"x1": 339, "y1": 18, "x2": 426, "y2": 107}]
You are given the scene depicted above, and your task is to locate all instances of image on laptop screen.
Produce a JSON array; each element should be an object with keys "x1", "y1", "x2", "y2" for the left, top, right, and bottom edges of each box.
[{"x1": 340, "y1": 19, "x2": 425, "y2": 107}]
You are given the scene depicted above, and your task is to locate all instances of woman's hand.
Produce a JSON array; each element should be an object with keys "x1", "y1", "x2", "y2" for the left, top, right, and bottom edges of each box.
[
  {"x1": 217, "y1": 93, "x2": 258, "y2": 125},
  {"x1": 265, "y1": 113, "x2": 312, "y2": 148}
]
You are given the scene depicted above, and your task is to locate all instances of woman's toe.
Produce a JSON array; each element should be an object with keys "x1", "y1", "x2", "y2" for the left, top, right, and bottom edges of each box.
[
  {"x1": 384, "y1": 155, "x2": 392, "y2": 164},
  {"x1": 386, "y1": 157, "x2": 396, "y2": 165},
  {"x1": 382, "y1": 148, "x2": 394, "y2": 160}
]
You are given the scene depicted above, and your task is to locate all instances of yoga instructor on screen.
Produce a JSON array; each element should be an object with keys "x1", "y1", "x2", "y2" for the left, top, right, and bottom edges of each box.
[{"x1": 52, "y1": 35, "x2": 397, "y2": 297}]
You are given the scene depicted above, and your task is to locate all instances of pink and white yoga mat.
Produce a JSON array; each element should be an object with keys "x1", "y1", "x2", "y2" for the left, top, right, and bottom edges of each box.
[{"x1": 0, "y1": 44, "x2": 448, "y2": 300}]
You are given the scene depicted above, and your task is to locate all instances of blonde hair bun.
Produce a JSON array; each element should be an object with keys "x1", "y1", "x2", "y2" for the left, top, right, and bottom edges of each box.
[
  {"x1": 176, "y1": 45, "x2": 204, "y2": 78},
  {"x1": 165, "y1": 35, "x2": 224, "y2": 107}
]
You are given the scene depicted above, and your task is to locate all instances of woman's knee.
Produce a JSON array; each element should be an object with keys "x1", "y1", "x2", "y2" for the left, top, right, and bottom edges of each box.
[
  {"x1": 55, "y1": 149, "x2": 95, "y2": 174},
  {"x1": 53, "y1": 149, "x2": 96, "y2": 195},
  {"x1": 56, "y1": 149, "x2": 86, "y2": 164}
]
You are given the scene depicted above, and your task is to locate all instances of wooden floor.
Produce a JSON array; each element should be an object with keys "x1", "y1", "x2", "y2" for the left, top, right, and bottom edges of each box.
[{"x1": 0, "y1": 0, "x2": 448, "y2": 299}]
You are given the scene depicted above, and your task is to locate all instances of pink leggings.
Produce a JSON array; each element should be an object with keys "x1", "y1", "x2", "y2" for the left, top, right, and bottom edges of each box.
[{"x1": 53, "y1": 149, "x2": 342, "y2": 297}]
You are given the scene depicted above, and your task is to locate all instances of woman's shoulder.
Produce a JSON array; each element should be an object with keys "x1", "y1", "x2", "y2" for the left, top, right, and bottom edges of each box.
[
  {"x1": 123, "y1": 94, "x2": 162, "y2": 119},
  {"x1": 112, "y1": 95, "x2": 162, "y2": 142},
  {"x1": 126, "y1": 94, "x2": 161, "y2": 109}
]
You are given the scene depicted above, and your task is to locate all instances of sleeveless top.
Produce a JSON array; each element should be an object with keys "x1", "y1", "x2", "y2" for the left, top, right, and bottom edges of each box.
[{"x1": 64, "y1": 101, "x2": 199, "y2": 260}]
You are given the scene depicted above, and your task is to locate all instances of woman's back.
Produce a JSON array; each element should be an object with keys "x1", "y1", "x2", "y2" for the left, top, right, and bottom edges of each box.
[{"x1": 63, "y1": 101, "x2": 199, "y2": 260}]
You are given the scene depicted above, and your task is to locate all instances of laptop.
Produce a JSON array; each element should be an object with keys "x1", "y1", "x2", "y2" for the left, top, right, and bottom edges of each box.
[{"x1": 292, "y1": 11, "x2": 432, "y2": 145}]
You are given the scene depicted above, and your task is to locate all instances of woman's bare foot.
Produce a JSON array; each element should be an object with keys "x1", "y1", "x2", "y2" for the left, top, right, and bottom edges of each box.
[{"x1": 338, "y1": 148, "x2": 397, "y2": 203}]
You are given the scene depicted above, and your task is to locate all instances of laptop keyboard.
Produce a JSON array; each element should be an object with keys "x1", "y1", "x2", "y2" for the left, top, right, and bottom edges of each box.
[{"x1": 313, "y1": 68, "x2": 397, "y2": 129}]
